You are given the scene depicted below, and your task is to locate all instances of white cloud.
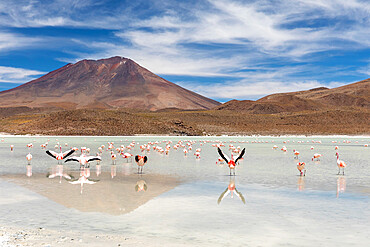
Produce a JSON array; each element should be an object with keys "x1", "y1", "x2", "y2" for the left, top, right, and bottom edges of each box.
[
  {"x1": 0, "y1": 31, "x2": 41, "y2": 52},
  {"x1": 179, "y1": 79, "x2": 346, "y2": 100},
  {"x1": 0, "y1": 66, "x2": 45, "y2": 83}
]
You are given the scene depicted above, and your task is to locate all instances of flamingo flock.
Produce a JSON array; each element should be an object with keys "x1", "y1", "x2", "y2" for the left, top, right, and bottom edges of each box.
[{"x1": 3, "y1": 136, "x2": 364, "y2": 198}]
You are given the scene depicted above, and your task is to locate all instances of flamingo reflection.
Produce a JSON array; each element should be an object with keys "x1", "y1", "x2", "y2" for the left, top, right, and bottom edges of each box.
[
  {"x1": 135, "y1": 177, "x2": 148, "y2": 192},
  {"x1": 111, "y1": 164, "x2": 117, "y2": 179},
  {"x1": 68, "y1": 167, "x2": 99, "y2": 194},
  {"x1": 336, "y1": 176, "x2": 346, "y2": 198},
  {"x1": 218, "y1": 177, "x2": 246, "y2": 204},
  {"x1": 96, "y1": 164, "x2": 101, "y2": 177},
  {"x1": 26, "y1": 165, "x2": 32, "y2": 177},
  {"x1": 297, "y1": 176, "x2": 305, "y2": 191},
  {"x1": 46, "y1": 165, "x2": 72, "y2": 183}
]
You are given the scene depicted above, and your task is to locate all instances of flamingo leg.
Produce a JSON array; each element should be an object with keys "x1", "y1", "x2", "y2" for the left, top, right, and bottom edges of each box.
[{"x1": 337, "y1": 168, "x2": 340, "y2": 175}]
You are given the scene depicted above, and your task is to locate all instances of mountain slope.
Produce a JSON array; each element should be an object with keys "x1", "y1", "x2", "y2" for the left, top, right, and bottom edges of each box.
[
  {"x1": 216, "y1": 78, "x2": 370, "y2": 113},
  {"x1": 0, "y1": 56, "x2": 220, "y2": 111}
]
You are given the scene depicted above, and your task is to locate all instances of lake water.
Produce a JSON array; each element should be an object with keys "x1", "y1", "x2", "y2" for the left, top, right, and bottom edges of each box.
[{"x1": 0, "y1": 136, "x2": 369, "y2": 246}]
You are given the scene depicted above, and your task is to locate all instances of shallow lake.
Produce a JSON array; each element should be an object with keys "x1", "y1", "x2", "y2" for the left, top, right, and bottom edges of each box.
[{"x1": 0, "y1": 136, "x2": 369, "y2": 246}]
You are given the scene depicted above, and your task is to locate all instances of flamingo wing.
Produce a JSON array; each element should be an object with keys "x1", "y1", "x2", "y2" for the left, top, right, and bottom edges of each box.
[
  {"x1": 62, "y1": 149, "x2": 75, "y2": 159},
  {"x1": 143, "y1": 156, "x2": 148, "y2": 163},
  {"x1": 217, "y1": 148, "x2": 229, "y2": 163},
  {"x1": 87, "y1": 156, "x2": 101, "y2": 162},
  {"x1": 64, "y1": 157, "x2": 79, "y2": 163},
  {"x1": 46, "y1": 150, "x2": 58, "y2": 159},
  {"x1": 235, "y1": 188, "x2": 246, "y2": 204},
  {"x1": 135, "y1": 185, "x2": 139, "y2": 192},
  {"x1": 135, "y1": 155, "x2": 140, "y2": 162},
  {"x1": 234, "y1": 148, "x2": 246, "y2": 164},
  {"x1": 217, "y1": 188, "x2": 230, "y2": 204}
]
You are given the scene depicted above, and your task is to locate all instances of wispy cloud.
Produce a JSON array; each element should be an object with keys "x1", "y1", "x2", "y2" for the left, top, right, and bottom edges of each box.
[
  {"x1": 0, "y1": 66, "x2": 45, "y2": 83},
  {"x1": 179, "y1": 79, "x2": 345, "y2": 100},
  {"x1": 0, "y1": 31, "x2": 41, "y2": 52}
]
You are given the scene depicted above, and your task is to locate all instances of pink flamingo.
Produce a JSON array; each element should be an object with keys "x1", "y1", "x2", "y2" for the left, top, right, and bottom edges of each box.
[
  {"x1": 135, "y1": 155, "x2": 148, "y2": 174},
  {"x1": 293, "y1": 149, "x2": 300, "y2": 159},
  {"x1": 26, "y1": 153, "x2": 32, "y2": 165},
  {"x1": 297, "y1": 162, "x2": 306, "y2": 176},
  {"x1": 312, "y1": 153, "x2": 322, "y2": 161},
  {"x1": 336, "y1": 152, "x2": 347, "y2": 175},
  {"x1": 46, "y1": 147, "x2": 75, "y2": 164},
  {"x1": 65, "y1": 153, "x2": 101, "y2": 168},
  {"x1": 217, "y1": 147, "x2": 245, "y2": 176}
]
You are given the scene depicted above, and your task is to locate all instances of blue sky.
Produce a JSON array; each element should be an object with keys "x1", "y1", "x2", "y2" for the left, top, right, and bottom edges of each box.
[{"x1": 0, "y1": 0, "x2": 369, "y2": 102}]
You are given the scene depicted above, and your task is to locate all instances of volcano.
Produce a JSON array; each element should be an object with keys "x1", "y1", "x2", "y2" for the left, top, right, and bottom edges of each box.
[{"x1": 0, "y1": 56, "x2": 220, "y2": 111}]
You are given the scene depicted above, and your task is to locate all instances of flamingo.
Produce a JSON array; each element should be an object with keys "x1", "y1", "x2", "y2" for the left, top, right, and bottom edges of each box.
[
  {"x1": 10, "y1": 145, "x2": 14, "y2": 151},
  {"x1": 135, "y1": 155, "x2": 148, "y2": 174},
  {"x1": 217, "y1": 177, "x2": 245, "y2": 204},
  {"x1": 336, "y1": 152, "x2": 347, "y2": 175},
  {"x1": 312, "y1": 153, "x2": 322, "y2": 161},
  {"x1": 122, "y1": 152, "x2": 133, "y2": 162},
  {"x1": 216, "y1": 156, "x2": 225, "y2": 165},
  {"x1": 293, "y1": 149, "x2": 300, "y2": 159},
  {"x1": 297, "y1": 162, "x2": 306, "y2": 176},
  {"x1": 217, "y1": 147, "x2": 245, "y2": 176},
  {"x1": 46, "y1": 147, "x2": 75, "y2": 164},
  {"x1": 111, "y1": 152, "x2": 117, "y2": 165},
  {"x1": 26, "y1": 153, "x2": 32, "y2": 165},
  {"x1": 65, "y1": 153, "x2": 101, "y2": 168}
]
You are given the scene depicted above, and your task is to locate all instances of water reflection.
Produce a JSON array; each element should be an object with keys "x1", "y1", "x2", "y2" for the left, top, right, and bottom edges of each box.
[
  {"x1": 336, "y1": 176, "x2": 346, "y2": 198},
  {"x1": 26, "y1": 164, "x2": 32, "y2": 177},
  {"x1": 111, "y1": 164, "x2": 117, "y2": 179},
  {"x1": 46, "y1": 165, "x2": 72, "y2": 183},
  {"x1": 68, "y1": 167, "x2": 99, "y2": 194},
  {"x1": 218, "y1": 177, "x2": 246, "y2": 204},
  {"x1": 135, "y1": 176, "x2": 148, "y2": 192},
  {"x1": 96, "y1": 164, "x2": 101, "y2": 177},
  {"x1": 297, "y1": 176, "x2": 305, "y2": 191}
]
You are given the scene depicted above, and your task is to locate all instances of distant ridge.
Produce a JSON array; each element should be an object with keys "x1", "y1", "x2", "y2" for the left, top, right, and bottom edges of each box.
[
  {"x1": 216, "y1": 78, "x2": 370, "y2": 114},
  {"x1": 0, "y1": 56, "x2": 220, "y2": 111}
]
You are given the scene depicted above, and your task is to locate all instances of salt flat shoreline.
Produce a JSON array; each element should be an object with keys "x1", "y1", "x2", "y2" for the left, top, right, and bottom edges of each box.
[
  {"x1": 0, "y1": 226, "x2": 139, "y2": 247},
  {"x1": 1, "y1": 133, "x2": 369, "y2": 138},
  {"x1": 0, "y1": 225, "x2": 189, "y2": 247}
]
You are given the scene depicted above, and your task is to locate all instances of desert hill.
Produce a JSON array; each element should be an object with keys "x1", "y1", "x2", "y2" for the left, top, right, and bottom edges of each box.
[
  {"x1": 0, "y1": 56, "x2": 220, "y2": 111},
  {"x1": 216, "y1": 78, "x2": 370, "y2": 114}
]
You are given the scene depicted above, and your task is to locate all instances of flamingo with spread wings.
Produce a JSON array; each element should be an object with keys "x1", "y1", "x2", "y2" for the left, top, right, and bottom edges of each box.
[
  {"x1": 135, "y1": 155, "x2": 148, "y2": 174},
  {"x1": 217, "y1": 147, "x2": 245, "y2": 176},
  {"x1": 46, "y1": 147, "x2": 75, "y2": 164},
  {"x1": 65, "y1": 153, "x2": 101, "y2": 167}
]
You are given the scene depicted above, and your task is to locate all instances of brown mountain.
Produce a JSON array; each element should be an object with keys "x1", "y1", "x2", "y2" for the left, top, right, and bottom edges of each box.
[
  {"x1": 0, "y1": 56, "x2": 220, "y2": 111},
  {"x1": 216, "y1": 78, "x2": 370, "y2": 114}
]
